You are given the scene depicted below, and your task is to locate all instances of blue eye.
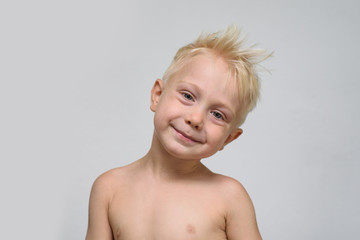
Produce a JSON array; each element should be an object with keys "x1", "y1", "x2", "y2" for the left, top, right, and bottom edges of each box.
[
  {"x1": 212, "y1": 111, "x2": 224, "y2": 120},
  {"x1": 182, "y1": 92, "x2": 194, "y2": 101}
]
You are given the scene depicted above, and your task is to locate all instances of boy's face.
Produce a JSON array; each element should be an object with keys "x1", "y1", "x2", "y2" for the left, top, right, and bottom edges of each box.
[{"x1": 151, "y1": 53, "x2": 243, "y2": 160}]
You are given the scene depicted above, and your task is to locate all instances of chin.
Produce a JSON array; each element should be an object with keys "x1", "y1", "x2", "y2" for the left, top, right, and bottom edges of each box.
[
  {"x1": 164, "y1": 144, "x2": 215, "y2": 161},
  {"x1": 161, "y1": 143, "x2": 197, "y2": 160}
]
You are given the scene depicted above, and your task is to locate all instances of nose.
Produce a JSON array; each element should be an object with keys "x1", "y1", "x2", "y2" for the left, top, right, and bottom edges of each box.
[{"x1": 185, "y1": 108, "x2": 203, "y2": 130}]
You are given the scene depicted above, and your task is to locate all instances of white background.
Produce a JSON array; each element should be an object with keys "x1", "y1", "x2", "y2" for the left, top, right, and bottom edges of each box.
[{"x1": 1, "y1": 0, "x2": 359, "y2": 239}]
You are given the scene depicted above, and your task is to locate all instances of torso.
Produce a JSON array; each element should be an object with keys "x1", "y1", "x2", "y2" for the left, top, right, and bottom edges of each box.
[{"x1": 107, "y1": 162, "x2": 230, "y2": 240}]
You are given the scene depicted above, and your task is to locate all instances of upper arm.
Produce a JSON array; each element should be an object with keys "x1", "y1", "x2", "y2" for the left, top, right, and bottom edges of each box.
[
  {"x1": 224, "y1": 179, "x2": 262, "y2": 240},
  {"x1": 86, "y1": 174, "x2": 114, "y2": 240}
]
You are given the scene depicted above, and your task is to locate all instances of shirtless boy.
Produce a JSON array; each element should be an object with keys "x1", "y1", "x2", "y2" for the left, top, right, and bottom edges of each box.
[{"x1": 86, "y1": 25, "x2": 269, "y2": 240}]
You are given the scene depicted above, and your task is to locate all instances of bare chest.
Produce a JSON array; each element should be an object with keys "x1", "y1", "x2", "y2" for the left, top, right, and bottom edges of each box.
[{"x1": 108, "y1": 181, "x2": 228, "y2": 240}]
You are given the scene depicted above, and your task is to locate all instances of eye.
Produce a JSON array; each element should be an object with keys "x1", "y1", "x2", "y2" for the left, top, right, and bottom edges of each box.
[
  {"x1": 182, "y1": 92, "x2": 194, "y2": 101},
  {"x1": 211, "y1": 111, "x2": 224, "y2": 120}
]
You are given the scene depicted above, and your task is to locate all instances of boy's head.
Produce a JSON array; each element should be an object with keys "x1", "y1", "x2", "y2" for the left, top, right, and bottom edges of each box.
[
  {"x1": 162, "y1": 25, "x2": 270, "y2": 126},
  {"x1": 150, "y1": 25, "x2": 270, "y2": 158}
]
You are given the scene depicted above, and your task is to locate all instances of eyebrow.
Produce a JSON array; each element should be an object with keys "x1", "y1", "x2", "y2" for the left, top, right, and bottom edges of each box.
[{"x1": 177, "y1": 81, "x2": 201, "y2": 92}]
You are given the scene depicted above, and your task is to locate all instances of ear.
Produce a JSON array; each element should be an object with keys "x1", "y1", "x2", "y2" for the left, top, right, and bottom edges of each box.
[
  {"x1": 150, "y1": 79, "x2": 164, "y2": 112},
  {"x1": 219, "y1": 128, "x2": 243, "y2": 151}
]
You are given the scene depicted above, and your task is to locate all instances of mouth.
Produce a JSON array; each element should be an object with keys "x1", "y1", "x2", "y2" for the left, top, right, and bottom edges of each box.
[{"x1": 171, "y1": 126, "x2": 202, "y2": 144}]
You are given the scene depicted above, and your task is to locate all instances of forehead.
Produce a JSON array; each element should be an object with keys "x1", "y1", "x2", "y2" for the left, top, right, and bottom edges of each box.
[{"x1": 170, "y1": 53, "x2": 239, "y2": 99}]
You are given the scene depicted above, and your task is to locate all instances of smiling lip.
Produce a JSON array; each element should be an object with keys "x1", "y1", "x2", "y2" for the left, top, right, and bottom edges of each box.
[{"x1": 172, "y1": 126, "x2": 201, "y2": 143}]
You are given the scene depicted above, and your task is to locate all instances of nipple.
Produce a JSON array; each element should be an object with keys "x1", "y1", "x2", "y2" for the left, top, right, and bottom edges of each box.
[{"x1": 186, "y1": 224, "x2": 196, "y2": 234}]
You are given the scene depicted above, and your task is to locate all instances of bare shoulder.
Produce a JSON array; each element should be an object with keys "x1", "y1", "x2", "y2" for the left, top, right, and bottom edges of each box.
[
  {"x1": 213, "y1": 174, "x2": 252, "y2": 203},
  {"x1": 95, "y1": 167, "x2": 128, "y2": 182},
  {"x1": 90, "y1": 161, "x2": 141, "y2": 203},
  {"x1": 91, "y1": 166, "x2": 129, "y2": 194},
  {"x1": 86, "y1": 167, "x2": 131, "y2": 240},
  {"x1": 213, "y1": 174, "x2": 262, "y2": 240}
]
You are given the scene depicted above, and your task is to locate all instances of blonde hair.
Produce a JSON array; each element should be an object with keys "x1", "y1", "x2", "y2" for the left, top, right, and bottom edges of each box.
[{"x1": 163, "y1": 25, "x2": 271, "y2": 126}]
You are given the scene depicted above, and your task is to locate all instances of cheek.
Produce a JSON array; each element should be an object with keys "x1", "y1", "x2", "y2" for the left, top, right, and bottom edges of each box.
[
  {"x1": 153, "y1": 102, "x2": 177, "y2": 129},
  {"x1": 207, "y1": 128, "x2": 230, "y2": 145},
  {"x1": 158, "y1": 96, "x2": 182, "y2": 117}
]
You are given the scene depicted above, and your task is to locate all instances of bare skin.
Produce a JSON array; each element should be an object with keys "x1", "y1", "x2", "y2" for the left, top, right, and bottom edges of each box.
[
  {"x1": 86, "y1": 148, "x2": 261, "y2": 240},
  {"x1": 86, "y1": 53, "x2": 262, "y2": 240}
]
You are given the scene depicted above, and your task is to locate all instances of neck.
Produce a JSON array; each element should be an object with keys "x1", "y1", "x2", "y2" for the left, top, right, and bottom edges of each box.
[{"x1": 139, "y1": 133, "x2": 209, "y2": 180}]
